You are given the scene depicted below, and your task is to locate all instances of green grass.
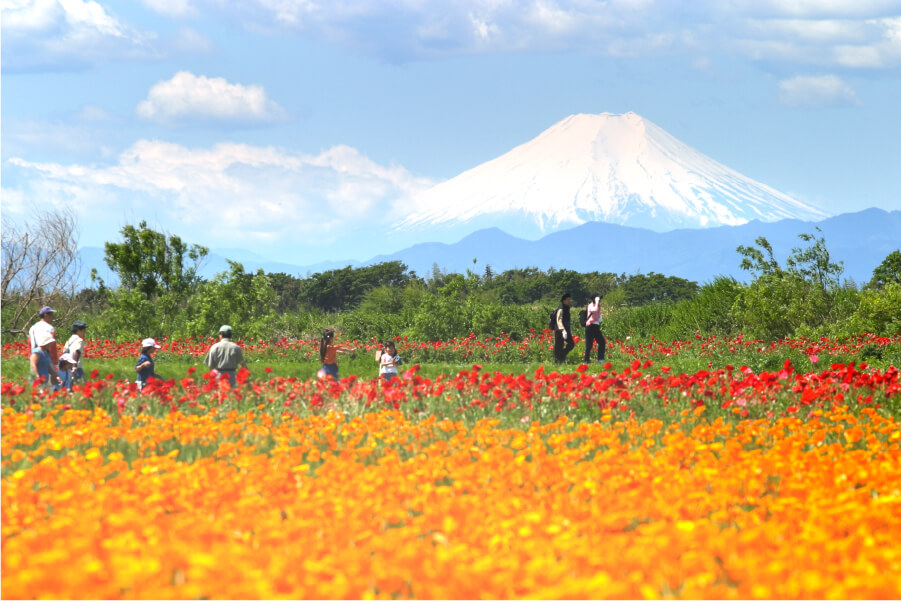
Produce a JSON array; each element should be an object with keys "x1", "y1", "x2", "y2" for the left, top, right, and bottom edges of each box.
[
  {"x1": 0, "y1": 355, "x2": 550, "y2": 383},
  {"x1": 3, "y1": 337, "x2": 897, "y2": 384}
]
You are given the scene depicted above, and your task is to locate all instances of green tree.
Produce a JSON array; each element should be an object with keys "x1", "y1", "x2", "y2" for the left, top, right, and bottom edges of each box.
[
  {"x1": 483, "y1": 264, "x2": 495, "y2": 282},
  {"x1": 785, "y1": 228, "x2": 843, "y2": 290},
  {"x1": 410, "y1": 276, "x2": 470, "y2": 340},
  {"x1": 735, "y1": 230, "x2": 846, "y2": 339},
  {"x1": 736, "y1": 236, "x2": 782, "y2": 278},
  {"x1": 869, "y1": 250, "x2": 901, "y2": 289},
  {"x1": 93, "y1": 222, "x2": 208, "y2": 337},
  {"x1": 302, "y1": 261, "x2": 414, "y2": 312},
  {"x1": 548, "y1": 269, "x2": 589, "y2": 303},
  {"x1": 619, "y1": 273, "x2": 698, "y2": 306},
  {"x1": 187, "y1": 261, "x2": 277, "y2": 338},
  {"x1": 98, "y1": 221, "x2": 208, "y2": 297},
  {"x1": 268, "y1": 272, "x2": 307, "y2": 313},
  {"x1": 848, "y1": 282, "x2": 901, "y2": 336}
]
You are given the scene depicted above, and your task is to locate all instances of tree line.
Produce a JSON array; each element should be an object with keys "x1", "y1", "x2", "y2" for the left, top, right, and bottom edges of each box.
[{"x1": 3, "y1": 216, "x2": 900, "y2": 344}]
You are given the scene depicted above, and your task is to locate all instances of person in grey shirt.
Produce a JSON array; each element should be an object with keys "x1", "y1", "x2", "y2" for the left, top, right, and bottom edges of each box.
[{"x1": 204, "y1": 325, "x2": 248, "y2": 388}]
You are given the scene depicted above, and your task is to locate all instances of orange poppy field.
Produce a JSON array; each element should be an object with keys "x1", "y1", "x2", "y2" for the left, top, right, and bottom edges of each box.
[{"x1": 3, "y1": 347, "x2": 901, "y2": 599}]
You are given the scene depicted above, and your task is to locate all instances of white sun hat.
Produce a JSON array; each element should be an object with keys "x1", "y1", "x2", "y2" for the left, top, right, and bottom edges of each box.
[{"x1": 141, "y1": 338, "x2": 162, "y2": 349}]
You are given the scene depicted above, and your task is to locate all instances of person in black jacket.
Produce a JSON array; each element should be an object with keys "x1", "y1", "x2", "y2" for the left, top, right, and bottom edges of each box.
[{"x1": 553, "y1": 293, "x2": 575, "y2": 364}]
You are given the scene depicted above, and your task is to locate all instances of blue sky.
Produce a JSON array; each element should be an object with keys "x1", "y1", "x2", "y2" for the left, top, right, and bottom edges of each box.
[{"x1": 3, "y1": 0, "x2": 901, "y2": 264}]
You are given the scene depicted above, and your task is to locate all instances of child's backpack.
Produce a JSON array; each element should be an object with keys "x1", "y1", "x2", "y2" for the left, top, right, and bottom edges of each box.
[
  {"x1": 548, "y1": 307, "x2": 558, "y2": 331},
  {"x1": 578, "y1": 309, "x2": 588, "y2": 328}
]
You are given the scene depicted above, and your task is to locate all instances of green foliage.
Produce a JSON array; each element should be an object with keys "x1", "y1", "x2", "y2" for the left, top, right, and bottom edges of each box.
[
  {"x1": 847, "y1": 282, "x2": 901, "y2": 336},
  {"x1": 410, "y1": 276, "x2": 469, "y2": 340},
  {"x1": 89, "y1": 288, "x2": 163, "y2": 340},
  {"x1": 737, "y1": 236, "x2": 781, "y2": 278},
  {"x1": 735, "y1": 272, "x2": 819, "y2": 340},
  {"x1": 338, "y1": 311, "x2": 408, "y2": 343},
  {"x1": 98, "y1": 221, "x2": 208, "y2": 297},
  {"x1": 618, "y1": 272, "x2": 698, "y2": 306},
  {"x1": 300, "y1": 261, "x2": 416, "y2": 312},
  {"x1": 785, "y1": 228, "x2": 844, "y2": 290},
  {"x1": 666, "y1": 277, "x2": 744, "y2": 338},
  {"x1": 269, "y1": 272, "x2": 307, "y2": 313},
  {"x1": 58, "y1": 225, "x2": 901, "y2": 346},
  {"x1": 186, "y1": 261, "x2": 277, "y2": 338},
  {"x1": 602, "y1": 302, "x2": 674, "y2": 341},
  {"x1": 734, "y1": 229, "x2": 846, "y2": 340},
  {"x1": 869, "y1": 250, "x2": 901, "y2": 289},
  {"x1": 87, "y1": 222, "x2": 209, "y2": 339}
]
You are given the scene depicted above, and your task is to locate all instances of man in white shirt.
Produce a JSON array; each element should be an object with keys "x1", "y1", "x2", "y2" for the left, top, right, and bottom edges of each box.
[{"x1": 28, "y1": 306, "x2": 58, "y2": 366}]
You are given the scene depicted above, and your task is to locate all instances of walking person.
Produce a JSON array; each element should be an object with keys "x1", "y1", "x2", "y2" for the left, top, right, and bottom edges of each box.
[
  {"x1": 377, "y1": 340, "x2": 402, "y2": 383},
  {"x1": 28, "y1": 306, "x2": 59, "y2": 367},
  {"x1": 59, "y1": 320, "x2": 88, "y2": 390},
  {"x1": 204, "y1": 325, "x2": 248, "y2": 388},
  {"x1": 136, "y1": 338, "x2": 162, "y2": 392},
  {"x1": 583, "y1": 294, "x2": 607, "y2": 364},
  {"x1": 318, "y1": 328, "x2": 352, "y2": 380},
  {"x1": 30, "y1": 332, "x2": 62, "y2": 391},
  {"x1": 553, "y1": 293, "x2": 575, "y2": 364}
]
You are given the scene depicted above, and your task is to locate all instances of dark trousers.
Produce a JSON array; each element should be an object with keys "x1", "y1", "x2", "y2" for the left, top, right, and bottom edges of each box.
[
  {"x1": 583, "y1": 324, "x2": 606, "y2": 363},
  {"x1": 554, "y1": 329, "x2": 575, "y2": 363}
]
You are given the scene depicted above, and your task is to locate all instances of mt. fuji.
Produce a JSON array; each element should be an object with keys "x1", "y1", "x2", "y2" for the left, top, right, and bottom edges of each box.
[{"x1": 398, "y1": 112, "x2": 828, "y2": 237}]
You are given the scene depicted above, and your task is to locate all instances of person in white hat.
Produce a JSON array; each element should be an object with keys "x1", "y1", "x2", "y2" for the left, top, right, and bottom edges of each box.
[
  {"x1": 55, "y1": 353, "x2": 79, "y2": 391},
  {"x1": 135, "y1": 338, "x2": 162, "y2": 392}
]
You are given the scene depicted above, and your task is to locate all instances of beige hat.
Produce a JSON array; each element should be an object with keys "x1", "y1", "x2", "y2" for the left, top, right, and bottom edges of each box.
[{"x1": 35, "y1": 332, "x2": 55, "y2": 347}]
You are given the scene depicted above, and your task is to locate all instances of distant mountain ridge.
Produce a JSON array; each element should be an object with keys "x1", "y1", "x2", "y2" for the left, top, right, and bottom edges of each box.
[
  {"x1": 77, "y1": 209, "x2": 900, "y2": 288},
  {"x1": 397, "y1": 112, "x2": 827, "y2": 240},
  {"x1": 376, "y1": 208, "x2": 898, "y2": 283}
]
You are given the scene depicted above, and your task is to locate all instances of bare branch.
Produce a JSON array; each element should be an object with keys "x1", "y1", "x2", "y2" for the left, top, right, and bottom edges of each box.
[{"x1": 1, "y1": 208, "x2": 82, "y2": 332}]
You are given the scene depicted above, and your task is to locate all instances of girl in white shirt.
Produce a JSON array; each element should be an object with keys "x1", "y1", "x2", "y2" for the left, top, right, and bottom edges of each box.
[{"x1": 379, "y1": 341, "x2": 400, "y2": 382}]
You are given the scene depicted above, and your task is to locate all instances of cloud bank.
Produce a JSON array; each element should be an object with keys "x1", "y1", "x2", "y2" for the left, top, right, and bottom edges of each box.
[
  {"x1": 7, "y1": 140, "x2": 434, "y2": 248},
  {"x1": 150, "y1": 0, "x2": 901, "y2": 70},
  {"x1": 1, "y1": 0, "x2": 155, "y2": 71}
]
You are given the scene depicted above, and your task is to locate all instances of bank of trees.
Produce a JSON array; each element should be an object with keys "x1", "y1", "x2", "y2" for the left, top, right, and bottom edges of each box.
[{"x1": 3, "y1": 218, "x2": 899, "y2": 344}]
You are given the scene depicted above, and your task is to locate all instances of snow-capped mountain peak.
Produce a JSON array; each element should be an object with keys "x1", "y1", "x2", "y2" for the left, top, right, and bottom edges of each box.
[{"x1": 398, "y1": 112, "x2": 828, "y2": 235}]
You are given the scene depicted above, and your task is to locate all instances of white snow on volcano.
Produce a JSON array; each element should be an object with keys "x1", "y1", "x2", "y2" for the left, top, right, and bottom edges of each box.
[{"x1": 398, "y1": 112, "x2": 827, "y2": 233}]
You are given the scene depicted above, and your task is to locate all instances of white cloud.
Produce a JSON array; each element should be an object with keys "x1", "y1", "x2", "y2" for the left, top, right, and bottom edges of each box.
[
  {"x1": 136, "y1": 71, "x2": 287, "y2": 125},
  {"x1": 7, "y1": 140, "x2": 434, "y2": 245},
  {"x1": 0, "y1": 186, "x2": 29, "y2": 215},
  {"x1": 746, "y1": 18, "x2": 873, "y2": 43},
  {"x1": 7, "y1": 0, "x2": 897, "y2": 73},
  {"x1": 140, "y1": 0, "x2": 196, "y2": 18},
  {"x1": 1, "y1": 0, "x2": 156, "y2": 70},
  {"x1": 726, "y1": 0, "x2": 901, "y2": 18},
  {"x1": 735, "y1": 14, "x2": 901, "y2": 68},
  {"x1": 169, "y1": 0, "x2": 901, "y2": 73},
  {"x1": 778, "y1": 74, "x2": 861, "y2": 107}
]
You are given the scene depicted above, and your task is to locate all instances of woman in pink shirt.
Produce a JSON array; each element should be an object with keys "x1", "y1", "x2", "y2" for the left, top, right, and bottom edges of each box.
[{"x1": 583, "y1": 294, "x2": 606, "y2": 364}]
